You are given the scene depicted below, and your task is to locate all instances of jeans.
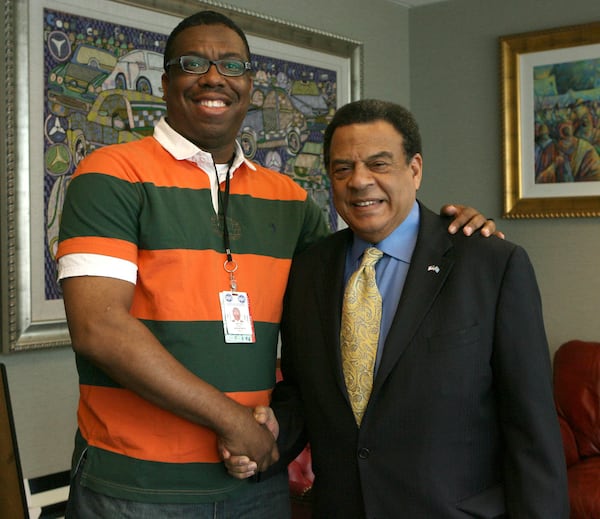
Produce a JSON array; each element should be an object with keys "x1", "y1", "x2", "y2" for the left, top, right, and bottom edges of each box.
[{"x1": 65, "y1": 453, "x2": 291, "y2": 519}]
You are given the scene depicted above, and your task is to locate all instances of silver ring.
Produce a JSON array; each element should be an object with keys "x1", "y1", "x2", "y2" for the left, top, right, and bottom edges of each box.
[{"x1": 224, "y1": 259, "x2": 238, "y2": 273}]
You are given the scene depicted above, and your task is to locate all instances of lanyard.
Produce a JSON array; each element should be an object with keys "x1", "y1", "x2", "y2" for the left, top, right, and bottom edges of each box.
[{"x1": 215, "y1": 157, "x2": 238, "y2": 290}]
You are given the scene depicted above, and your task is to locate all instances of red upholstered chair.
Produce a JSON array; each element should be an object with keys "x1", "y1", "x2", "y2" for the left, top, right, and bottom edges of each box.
[
  {"x1": 288, "y1": 443, "x2": 314, "y2": 497},
  {"x1": 288, "y1": 444, "x2": 314, "y2": 519},
  {"x1": 553, "y1": 340, "x2": 600, "y2": 519}
]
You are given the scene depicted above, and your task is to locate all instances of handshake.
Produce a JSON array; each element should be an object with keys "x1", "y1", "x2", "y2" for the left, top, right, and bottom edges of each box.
[{"x1": 218, "y1": 406, "x2": 279, "y2": 478}]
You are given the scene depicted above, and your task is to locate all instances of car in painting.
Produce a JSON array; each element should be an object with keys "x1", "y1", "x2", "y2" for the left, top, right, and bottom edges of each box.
[
  {"x1": 284, "y1": 139, "x2": 335, "y2": 231},
  {"x1": 47, "y1": 43, "x2": 117, "y2": 116},
  {"x1": 238, "y1": 86, "x2": 308, "y2": 160},
  {"x1": 66, "y1": 89, "x2": 166, "y2": 163},
  {"x1": 289, "y1": 79, "x2": 334, "y2": 131},
  {"x1": 284, "y1": 140, "x2": 326, "y2": 187},
  {"x1": 289, "y1": 79, "x2": 329, "y2": 116},
  {"x1": 101, "y1": 49, "x2": 164, "y2": 96}
]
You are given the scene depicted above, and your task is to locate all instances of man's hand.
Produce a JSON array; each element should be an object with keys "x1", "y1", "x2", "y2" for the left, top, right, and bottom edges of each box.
[
  {"x1": 217, "y1": 405, "x2": 279, "y2": 474},
  {"x1": 221, "y1": 451, "x2": 259, "y2": 479},
  {"x1": 253, "y1": 405, "x2": 279, "y2": 439},
  {"x1": 219, "y1": 406, "x2": 279, "y2": 479},
  {"x1": 441, "y1": 204, "x2": 505, "y2": 239}
]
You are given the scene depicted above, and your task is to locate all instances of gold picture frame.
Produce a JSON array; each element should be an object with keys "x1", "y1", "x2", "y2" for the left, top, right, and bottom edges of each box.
[{"x1": 500, "y1": 21, "x2": 600, "y2": 218}]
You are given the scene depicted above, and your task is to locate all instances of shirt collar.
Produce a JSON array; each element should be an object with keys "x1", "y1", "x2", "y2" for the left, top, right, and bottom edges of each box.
[
  {"x1": 350, "y1": 200, "x2": 420, "y2": 265},
  {"x1": 153, "y1": 116, "x2": 256, "y2": 171}
]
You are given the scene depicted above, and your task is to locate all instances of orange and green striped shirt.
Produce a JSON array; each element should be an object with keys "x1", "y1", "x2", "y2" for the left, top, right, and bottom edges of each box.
[{"x1": 57, "y1": 134, "x2": 329, "y2": 503}]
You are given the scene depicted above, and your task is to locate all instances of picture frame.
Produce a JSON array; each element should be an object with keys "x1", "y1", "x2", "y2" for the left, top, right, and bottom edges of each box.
[
  {"x1": 0, "y1": 0, "x2": 363, "y2": 352},
  {"x1": 500, "y1": 21, "x2": 600, "y2": 218}
]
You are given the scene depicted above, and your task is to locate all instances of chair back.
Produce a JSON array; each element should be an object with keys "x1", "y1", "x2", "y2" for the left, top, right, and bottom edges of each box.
[
  {"x1": 0, "y1": 363, "x2": 30, "y2": 519},
  {"x1": 554, "y1": 340, "x2": 600, "y2": 458}
]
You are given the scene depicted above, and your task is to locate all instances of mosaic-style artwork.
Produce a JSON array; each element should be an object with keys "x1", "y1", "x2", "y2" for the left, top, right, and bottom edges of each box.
[{"x1": 42, "y1": 8, "x2": 338, "y2": 300}]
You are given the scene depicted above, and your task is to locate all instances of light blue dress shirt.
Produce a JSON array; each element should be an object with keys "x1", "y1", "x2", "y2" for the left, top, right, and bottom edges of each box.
[{"x1": 344, "y1": 201, "x2": 420, "y2": 374}]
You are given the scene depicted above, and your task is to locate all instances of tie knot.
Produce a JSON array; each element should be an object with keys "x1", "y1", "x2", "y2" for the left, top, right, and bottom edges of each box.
[{"x1": 361, "y1": 247, "x2": 383, "y2": 267}]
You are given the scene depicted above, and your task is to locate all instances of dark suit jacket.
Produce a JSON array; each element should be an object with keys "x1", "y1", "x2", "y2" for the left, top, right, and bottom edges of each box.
[{"x1": 272, "y1": 203, "x2": 569, "y2": 519}]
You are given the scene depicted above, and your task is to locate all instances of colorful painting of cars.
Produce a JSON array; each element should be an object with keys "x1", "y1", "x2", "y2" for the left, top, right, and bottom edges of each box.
[
  {"x1": 43, "y1": 8, "x2": 169, "y2": 299},
  {"x1": 243, "y1": 53, "x2": 338, "y2": 230},
  {"x1": 42, "y1": 6, "x2": 339, "y2": 302}
]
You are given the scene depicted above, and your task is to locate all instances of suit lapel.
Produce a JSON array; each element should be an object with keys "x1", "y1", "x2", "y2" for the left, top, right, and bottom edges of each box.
[{"x1": 374, "y1": 205, "x2": 455, "y2": 390}]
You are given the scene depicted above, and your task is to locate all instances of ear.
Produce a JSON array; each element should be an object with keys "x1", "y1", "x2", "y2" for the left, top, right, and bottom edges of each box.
[
  {"x1": 410, "y1": 153, "x2": 423, "y2": 190},
  {"x1": 161, "y1": 72, "x2": 169, "y2": 101}
]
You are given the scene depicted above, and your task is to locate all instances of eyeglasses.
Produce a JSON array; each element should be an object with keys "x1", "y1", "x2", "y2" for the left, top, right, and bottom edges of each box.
[{"x1": 166, "y1": 56, "x2": 252, "y2": 77}]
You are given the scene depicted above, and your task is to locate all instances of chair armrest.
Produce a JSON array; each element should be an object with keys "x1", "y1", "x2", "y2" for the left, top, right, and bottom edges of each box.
[
  {"x1": 288, "y1": 445, "x2": 314, "y2": 497},
  {"x1": 559, "y1": 415, "x2": 580, "y2": 467}
]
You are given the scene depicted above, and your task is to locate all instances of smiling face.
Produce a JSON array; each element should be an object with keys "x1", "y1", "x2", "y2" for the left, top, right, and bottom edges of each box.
[
  {"x1": 329, "y1": 120, "x2": 422, "y2": 243},
  {"x1": 161, "y1": 23, "x2": 252, "y2": 162}
]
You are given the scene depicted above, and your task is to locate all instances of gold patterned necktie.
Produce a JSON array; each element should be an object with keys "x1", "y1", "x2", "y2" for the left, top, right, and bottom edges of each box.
[{"x1": 340, "y1": 247, "x2": 383, "y2": 426}]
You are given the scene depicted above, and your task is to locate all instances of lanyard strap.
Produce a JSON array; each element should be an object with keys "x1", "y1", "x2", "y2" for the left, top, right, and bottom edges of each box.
[
  {"x1": 215, "y1": 157, "x2": 238, "y2": 289},
  {"x1": 219, "y1": 165, "x2": 232, "y2": 262}
]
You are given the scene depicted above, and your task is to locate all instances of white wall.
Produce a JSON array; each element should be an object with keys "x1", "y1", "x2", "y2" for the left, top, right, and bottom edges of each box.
[
  {"x1": 410, "y1": 0, "x2": 600, "y2": 357},
  {"x1": 229, "y1": 0, "x2": 412, "y2": 103}
]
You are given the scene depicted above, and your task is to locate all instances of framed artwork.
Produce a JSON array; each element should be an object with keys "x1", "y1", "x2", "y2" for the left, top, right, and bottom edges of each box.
[
  {"x1": 0, "y1": 0, "x2": 363, "y2": 351},
  {"x1": 500, "y1": 21, "x2": 600, "y2": 218}
]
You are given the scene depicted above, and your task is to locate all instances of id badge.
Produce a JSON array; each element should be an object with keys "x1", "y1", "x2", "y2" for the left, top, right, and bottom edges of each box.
[{"x1": 219, "y1": 291, "x2": 256, "y2": 343}]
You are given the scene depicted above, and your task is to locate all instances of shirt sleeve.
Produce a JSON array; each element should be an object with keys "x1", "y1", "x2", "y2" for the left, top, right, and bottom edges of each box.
[
  {"x1": 294, "y1": 195, "x2": 331, "y2": 256},
  {"x1": 58, "y1": 253, "x2": 137, "y2": 284}
]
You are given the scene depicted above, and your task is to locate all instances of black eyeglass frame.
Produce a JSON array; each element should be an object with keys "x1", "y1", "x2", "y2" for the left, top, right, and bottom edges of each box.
[{"x1": 165, "y1": 56, "x2": 252, "y2": 77}]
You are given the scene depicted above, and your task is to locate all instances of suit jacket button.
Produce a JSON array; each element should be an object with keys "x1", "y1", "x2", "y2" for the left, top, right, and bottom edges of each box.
[{"x1": 358, "y1": 447, "x2": 370, "y2": 459}]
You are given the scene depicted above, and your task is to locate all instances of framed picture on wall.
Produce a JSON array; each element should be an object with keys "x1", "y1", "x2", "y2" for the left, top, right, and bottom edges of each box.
[
  {"x1": 500, "y1": 21, "x2": 600, "y2": 218},
  {"x1": 0, "y1": 0, "x2": 362, "y2": 351}
]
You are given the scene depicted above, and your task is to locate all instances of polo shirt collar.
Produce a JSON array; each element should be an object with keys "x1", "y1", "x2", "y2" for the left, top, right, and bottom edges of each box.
[{"x1": 153, "y1": 116, "x2": 256, "y2": 171}]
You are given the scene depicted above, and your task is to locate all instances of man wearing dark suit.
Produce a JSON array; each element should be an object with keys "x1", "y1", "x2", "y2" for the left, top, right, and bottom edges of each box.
[{"x1": 226, "y1": 99, "x2": 569, "y2": 518}]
